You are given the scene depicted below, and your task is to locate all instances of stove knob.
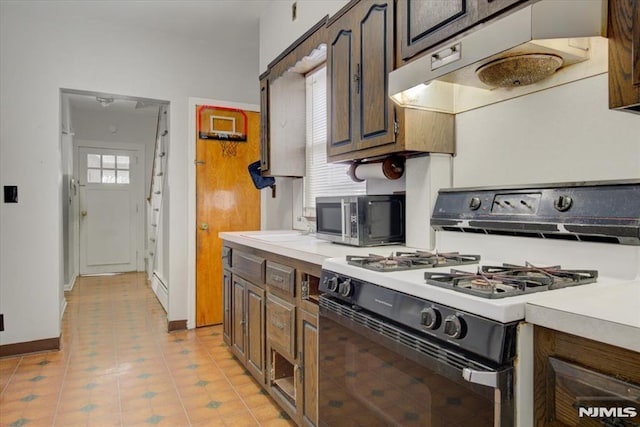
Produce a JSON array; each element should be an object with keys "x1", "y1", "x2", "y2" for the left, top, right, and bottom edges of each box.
[
  {"x1": 339, "y1": 279, "x2": 353, "y2": 297},
  {"x1": 327, "y1": 276, "x2": 339, "y2": 292},
  {"x1": 554, "y1": 195, "x2": 573, "y2": 212},
  {"x1": 469, "y1": 197, "x2": 482, "y2": 211},
  {"x1": 420, "y1": 308, "x2": 441, "y2": 330},
  {"x1": 443, "y1": 315, "x2": 466, "y2": 339}
]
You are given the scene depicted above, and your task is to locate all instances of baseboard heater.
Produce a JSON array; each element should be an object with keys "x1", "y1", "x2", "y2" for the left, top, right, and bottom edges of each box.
[{"x1": 152, "y1": 271, "x2": 168, "y2": 312}]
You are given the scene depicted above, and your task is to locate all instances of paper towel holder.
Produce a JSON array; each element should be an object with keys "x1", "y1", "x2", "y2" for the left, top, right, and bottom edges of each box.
[{"x1": 347, "y1": 156, "x2": 405, "y2": 183}]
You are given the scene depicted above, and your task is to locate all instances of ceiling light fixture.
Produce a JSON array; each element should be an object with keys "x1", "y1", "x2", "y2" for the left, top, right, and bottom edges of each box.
[{"x1": 96, "y1": 96, "x2": 114, "y2": 107}]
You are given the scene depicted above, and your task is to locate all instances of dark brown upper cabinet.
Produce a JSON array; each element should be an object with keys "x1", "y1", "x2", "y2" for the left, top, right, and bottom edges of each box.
[
  {"x1": 327, "y1": 0, "x2": 454, "y2": 162},
  {"x1": 608, "y1": 0, "x2": 640, "y2": 113},
  {"x1": 397, "y1": 0, "x2": 526, "y2": 63},
  {"x1": 327, "y1": 0, "x2": 396, "y2": 160}
]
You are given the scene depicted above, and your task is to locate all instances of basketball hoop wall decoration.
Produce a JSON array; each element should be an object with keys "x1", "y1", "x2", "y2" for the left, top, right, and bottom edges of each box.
[{"x1": 197, "y1": 105, "x2": 248, "y2": 157}]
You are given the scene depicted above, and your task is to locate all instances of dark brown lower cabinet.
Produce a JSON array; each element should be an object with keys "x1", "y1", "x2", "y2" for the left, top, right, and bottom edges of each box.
[
  {"x1": 298, "y1": 308, "x2": 318, "y2": 427},
  {"x1": 222, "y1": 268, "x2": 232, "y2": 346},
  {"x1": 230, "y1": 274, "x2": 265, "y2": 385},
  {"x1": 534, "y1": 326, "x2": 640, "y2": 426},
  {"x1": 223, "y1": 241, "x2": 320, "y2": 426}
]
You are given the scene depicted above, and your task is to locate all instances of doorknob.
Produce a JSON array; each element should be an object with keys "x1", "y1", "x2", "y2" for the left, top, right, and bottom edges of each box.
[
  {"x1": 81, "y1": 210, "x2": 87, "y2": 217},
  {"x1": 200, "y1": 223, "x2": 209, "y2": 230}
]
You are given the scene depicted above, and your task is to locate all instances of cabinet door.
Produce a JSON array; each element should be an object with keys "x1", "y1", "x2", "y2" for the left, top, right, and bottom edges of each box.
[
  {"x1": 246, "y1": 282, "x2": 265, "y2": 383},
  {"x1": 231, "y1": 275, "x2": 246, "y2": 359},
  {"x1": 356, "y1": 0, "x2": 396, "y2": 151},
  {"x1": 608, "y1": 0, "x2": 640, "y2": 112},
  {"x1": 298, "y1": 309, "x2": 318, "y2": 427},
  {"x1": 266, "y1": 293, "x2": 296, "y2": 360},
  {"x1": 222, "y1": 268, "x2": 232, "y2": 346},
  {"x1": 259, "y1": 74, "x2": 270, "y2": 175},
  {"x1": 327, "y1": 15, "x2": 357, "y2": 157},
  {"x1": 398, "y1": 0, "x2": 479, "y2": 61}
]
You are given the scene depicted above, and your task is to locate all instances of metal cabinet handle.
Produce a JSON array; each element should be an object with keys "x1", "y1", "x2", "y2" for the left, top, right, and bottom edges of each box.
[{"x1": 353, "y1": 63, "x2": 360, "y2": 94}]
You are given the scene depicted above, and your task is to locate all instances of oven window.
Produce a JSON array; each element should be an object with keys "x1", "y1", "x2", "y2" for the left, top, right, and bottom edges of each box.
[
  {"x1": 317, "y1": 203, "x2": 342, "y2": 234},
  {"x1": 319, "y1": 314, "x2": 496, "y2": 427}
]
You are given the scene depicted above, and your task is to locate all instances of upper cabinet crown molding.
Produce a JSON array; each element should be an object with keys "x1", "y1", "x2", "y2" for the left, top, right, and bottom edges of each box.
[{"x1": 260, "y1": 16, "x2": 329, "y2": 177}]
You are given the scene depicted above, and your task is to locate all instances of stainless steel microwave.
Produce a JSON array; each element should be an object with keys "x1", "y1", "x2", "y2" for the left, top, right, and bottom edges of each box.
[{"x1": 315, "y1": 195, "x2": 405, "y2": 246}]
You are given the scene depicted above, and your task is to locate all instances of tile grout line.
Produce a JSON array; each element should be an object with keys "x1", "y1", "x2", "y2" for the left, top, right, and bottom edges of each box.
[
  {"x1": 114, "y1": 275, "x2": 124, "y2": 427},
  {"x1": 0, "y1": 355, "x2": 24, "y2": 397},
  {"x1": 145, "y1": 274, "x2": 195, "y2": 427},
  {"x1": 194, "y1": 331, "x2": 263, "y2": 426},
  {"x1": 51, "y1": 278, "x2": 81, "y2": 426}
]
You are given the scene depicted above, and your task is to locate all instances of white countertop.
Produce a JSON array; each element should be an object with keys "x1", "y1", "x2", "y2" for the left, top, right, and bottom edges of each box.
[
  {"x1": 525, "y1": 280, "x2": 640, "y2": 352},
  {"x1": 219, "y1": 230, "x2": 411, "y2": 266},
  {"x1": 220, "y1": 230, "x2": 640, "y2": 352}
]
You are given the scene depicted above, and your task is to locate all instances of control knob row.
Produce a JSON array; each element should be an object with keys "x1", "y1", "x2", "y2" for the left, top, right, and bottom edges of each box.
[
  {"x1": 326, "y1": 276, "x2": 353, "y2": 297},
  {"x1": 420, "y1": 307, "x2": 466, "y2": 339}
]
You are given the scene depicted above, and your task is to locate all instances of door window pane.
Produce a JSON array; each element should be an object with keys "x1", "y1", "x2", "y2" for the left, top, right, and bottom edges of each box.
[
  {"x1": 102, "y1": 155, "x2": 116, "y2": 169},
  {"x1": 102, "y1": 169, "x2": 116, "y2": 183},
  {"x1": 117, "y1": 156, "x2": 130, "y2": 170},
  {"x1": 87, "y1": 153, "x2": 131, "y2": 185},
  {"x1": 117, "y1": 170, "x2": 130, "y2": 184},
  {"x1": 87, "y1": 169, "x2": 101, "y2": 183},
  {"x1": 87, "y1": 154, "x2": 101, "y2": 168}
]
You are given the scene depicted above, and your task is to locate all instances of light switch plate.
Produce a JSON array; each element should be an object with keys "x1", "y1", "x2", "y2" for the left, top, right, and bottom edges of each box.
[{"x1": 4, "y1": 185, "x2": 18, "y2": 203}]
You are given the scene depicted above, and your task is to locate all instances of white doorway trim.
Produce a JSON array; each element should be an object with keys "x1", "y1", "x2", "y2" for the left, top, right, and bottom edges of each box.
[
  {"x1": 187, "y1": 97, "x2": 260, "y2": 330},
  {"x1": 74, "y1": 140, "x2": 146, "y2": 273}
]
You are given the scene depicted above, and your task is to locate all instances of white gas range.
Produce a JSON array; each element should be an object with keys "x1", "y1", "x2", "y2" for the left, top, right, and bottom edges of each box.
[{"x1": 317, "y1": 180, "x2": 640, "y2": 427}]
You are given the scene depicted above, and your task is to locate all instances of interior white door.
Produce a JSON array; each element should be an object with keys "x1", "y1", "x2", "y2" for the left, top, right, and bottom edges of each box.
[{"x1": 78, "y1": 147, "x2": 140, "y2": 275}]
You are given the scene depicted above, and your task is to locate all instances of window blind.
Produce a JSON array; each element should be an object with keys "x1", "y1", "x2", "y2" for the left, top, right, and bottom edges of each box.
[{"x1": 304, "y1": 66, "x2": 366, "y2": 217}]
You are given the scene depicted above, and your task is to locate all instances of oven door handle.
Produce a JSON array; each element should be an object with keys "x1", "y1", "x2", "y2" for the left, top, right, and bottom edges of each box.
[{"x1": 462, "y1": 367, "x2": 499, "y2": 388}]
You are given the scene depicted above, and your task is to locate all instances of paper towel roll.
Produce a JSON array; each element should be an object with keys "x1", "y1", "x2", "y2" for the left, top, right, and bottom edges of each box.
[{"x1": 348, "y1": 157, "x2": 404, "y2": 182}]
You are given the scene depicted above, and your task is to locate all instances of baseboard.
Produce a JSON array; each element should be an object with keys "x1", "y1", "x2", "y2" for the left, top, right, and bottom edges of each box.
[
  {"x1": 0, "y1": 336, "x2": 60, "y2": 358},
  {"x1": 64, "y1": 274, "x2": 78, "y2": 292},
  {"x1": 167, "y1": 320, "x2": 187, "y2": 332},
  {"x1": 60, "y1": 299, "x2": 68, "y2": 320}
]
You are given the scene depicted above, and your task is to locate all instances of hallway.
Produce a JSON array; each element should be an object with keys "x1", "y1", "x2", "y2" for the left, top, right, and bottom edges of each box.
[{"x1": 0, "y1": 273, "x2": 295, "y2": 427}]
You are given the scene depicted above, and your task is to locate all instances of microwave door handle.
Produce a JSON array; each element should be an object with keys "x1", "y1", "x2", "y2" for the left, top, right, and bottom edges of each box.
[
  {"x1": 462, "y1": 368, "x2": 498, "y2": 388},
  {"x1": 341, "y1": 200, "x2": 350, "y2": 242}
]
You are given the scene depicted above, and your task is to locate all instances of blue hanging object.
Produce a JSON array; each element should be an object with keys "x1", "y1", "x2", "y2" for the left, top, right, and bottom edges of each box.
[{"x1": 248, "y1": 161, "x2": 275, "y2": 190}]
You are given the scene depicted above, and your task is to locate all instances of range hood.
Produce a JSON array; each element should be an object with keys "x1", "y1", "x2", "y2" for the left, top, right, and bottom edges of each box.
[{"x1": 389, "y1": 0, "x2": 608, "y2": 114}]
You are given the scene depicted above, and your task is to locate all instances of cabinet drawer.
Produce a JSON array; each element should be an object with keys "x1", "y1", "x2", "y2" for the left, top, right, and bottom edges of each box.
[
  {"x1": 266, "y1": 294, "x2": 295, "y2": 359},
  {"x1": 266, "y1": 262, "x2": 295, "y2": 296},
  {"x1": 232, "y1": 251, "x2": 265, "y2": 284}
]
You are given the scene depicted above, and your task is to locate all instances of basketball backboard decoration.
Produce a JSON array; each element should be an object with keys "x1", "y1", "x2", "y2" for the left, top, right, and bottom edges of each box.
[{"x1": 197, "y1": 105, "x2": 248, "y2": 157}]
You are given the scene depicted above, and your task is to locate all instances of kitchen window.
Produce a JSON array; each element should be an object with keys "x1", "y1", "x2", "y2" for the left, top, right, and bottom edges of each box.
[{"x1": 303, "y1": 65, "x2": 365, "y2": 217}]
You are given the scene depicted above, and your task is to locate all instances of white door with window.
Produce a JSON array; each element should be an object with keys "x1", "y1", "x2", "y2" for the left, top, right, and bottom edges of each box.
[{"x1": 78, "y1": 147, "x2": 141, "y2": 275}]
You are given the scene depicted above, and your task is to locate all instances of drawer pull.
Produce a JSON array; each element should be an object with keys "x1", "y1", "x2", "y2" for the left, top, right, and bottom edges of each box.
[{"x1": 271, "y1": 274, "x2": 284, "y2": 283}]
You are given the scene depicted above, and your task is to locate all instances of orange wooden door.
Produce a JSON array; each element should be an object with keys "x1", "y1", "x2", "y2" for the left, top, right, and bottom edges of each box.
[{"x1": 196, "y1": 109, "x2": 261, "y2": 326}]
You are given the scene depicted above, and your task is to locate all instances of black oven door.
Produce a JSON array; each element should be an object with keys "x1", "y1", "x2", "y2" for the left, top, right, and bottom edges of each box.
[{"x1": 319, "y1": 296, "x2": 513, "y2": 427}]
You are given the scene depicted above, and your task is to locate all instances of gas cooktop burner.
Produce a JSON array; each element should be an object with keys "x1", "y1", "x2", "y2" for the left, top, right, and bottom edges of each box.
[
  {"x1": 346, "y1": 251, "x2": 481, "y2": 271},
  {"x1": 424, "y1": 262, "x2": 598, "y2": 298}
]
